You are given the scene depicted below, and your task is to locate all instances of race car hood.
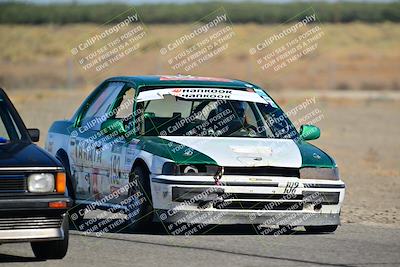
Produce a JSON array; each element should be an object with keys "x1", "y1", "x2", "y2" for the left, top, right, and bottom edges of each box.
[
  {"x1": 0, "y1": 142, "x2": 60, "y2": 168},
  {"x1": 144, "y1": 136, "x2": 335, "y2": 168}
]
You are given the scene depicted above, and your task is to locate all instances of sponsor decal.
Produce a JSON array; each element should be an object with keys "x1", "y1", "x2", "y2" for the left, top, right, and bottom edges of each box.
[
  {"x1": 92, "y1": 168, "x2": 101, "y2": 200},
  {"x1": 313, "y1": 152, "x2": 321, "y2": 160},
  {"x1": 110, "y1": 154, "x2": 121, "y2": 185},
  {"x1": 159, "y1": 75, "x2": 232, "y2": 82},
  {"x1": 183, "y1": 149, "x2": 194, "y2": 157},
  {"x1": 170, "y1": 88, "x2": 233, "y2": 99},
  {"x1": 124, "y1": 143, "x2": 137, "y2": 170},
  {"x1": 111, "y1": 143, "x2": 123, "y2": 154},
  {"x1": 73, "y1": 139, "x2": 102, "y2": 166},
  {"x1": 137, "y1": 88, "x2": 268, "y2": 104}
]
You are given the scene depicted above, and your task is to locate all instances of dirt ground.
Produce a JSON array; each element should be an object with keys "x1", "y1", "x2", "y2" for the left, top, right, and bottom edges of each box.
[
  {"x1": 6, "y1": 88, "x2": 400, "y2": 228},
  {"x1": 1, "y1": 23, "x2": 399, "y2": 91}
]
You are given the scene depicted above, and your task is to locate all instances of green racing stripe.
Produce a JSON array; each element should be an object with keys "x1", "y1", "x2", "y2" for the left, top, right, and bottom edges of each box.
[{"x1": 138, "y1": 136, "x2": 217, "y2": 165}]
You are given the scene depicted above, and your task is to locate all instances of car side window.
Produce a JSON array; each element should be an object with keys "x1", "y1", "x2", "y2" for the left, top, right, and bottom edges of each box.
[
  {"x1": 80, "y1": 82, "x2": 125, "y2": 131},
  {"x1": 115, "y1": 87, "x2": 136, "y2": 120}
]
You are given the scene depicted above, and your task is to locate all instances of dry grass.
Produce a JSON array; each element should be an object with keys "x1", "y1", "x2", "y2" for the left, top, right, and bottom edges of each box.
[{"x1": 0, "y1": 23, "x2": 399, "y2": 90}]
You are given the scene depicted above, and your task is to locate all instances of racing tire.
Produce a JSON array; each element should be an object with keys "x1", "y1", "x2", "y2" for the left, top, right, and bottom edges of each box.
[
  {"x1": 31, "y1": 216, "x2": 69, "y2": 259},
  {"x1": 125, "y1": 165, "x2": 154, "y2": 231},
  {"x1": 304, "y1": 225, "x2": 338, "y2": 233}
]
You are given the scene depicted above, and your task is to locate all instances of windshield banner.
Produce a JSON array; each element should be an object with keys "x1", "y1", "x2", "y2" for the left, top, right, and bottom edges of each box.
[{"x1": 137, "y1": 88, "x2": 270, "y2": 104}]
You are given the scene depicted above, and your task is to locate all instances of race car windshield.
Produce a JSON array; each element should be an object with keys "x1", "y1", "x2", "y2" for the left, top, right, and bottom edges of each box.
[
  {"x1": 137, "y1": 91, "x2": 298, "y2": 139},
  {"x1": 0, "y1": 99, "x2": 22, "y2": 143}
]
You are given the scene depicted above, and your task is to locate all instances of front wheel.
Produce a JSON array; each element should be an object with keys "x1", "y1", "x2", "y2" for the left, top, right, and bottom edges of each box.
[
  {"x1": 31, "y1": 216, "x2": 69, "y2": 259},
  {"x1": 304, "y1": 225, "x2": 338, "y2": 233},
  {"x1": 124, "y1": 165, "x2": 153, "y2": 231}
]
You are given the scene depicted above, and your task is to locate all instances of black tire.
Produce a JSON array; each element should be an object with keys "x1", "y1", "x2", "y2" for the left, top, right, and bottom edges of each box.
[
  {"x1": 31, "y1": 216, "x2": 69, "y2": 259},
  {"x1": 304, "y1": 225, "x2": 338, "y2": 233},
  {"x1": 124, "y1": 165, "x2": 154, "y2": 231}
]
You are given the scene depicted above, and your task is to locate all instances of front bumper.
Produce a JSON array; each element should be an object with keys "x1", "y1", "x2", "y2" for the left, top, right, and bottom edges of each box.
[
  {"x1": 0, "y1": 195, "x2": 71, "y2": 242},
  {"x1": 151, "y1": 175, "x2": 345, "y2": 226},
  {"x1": 0, "y1": 214, "x2": 68, "y2": 242}
]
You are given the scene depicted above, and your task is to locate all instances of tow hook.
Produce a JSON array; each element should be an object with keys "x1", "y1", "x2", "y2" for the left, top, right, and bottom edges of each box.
[{"x1": 214, "y1": 166, "x2": 224, "y2": 185}]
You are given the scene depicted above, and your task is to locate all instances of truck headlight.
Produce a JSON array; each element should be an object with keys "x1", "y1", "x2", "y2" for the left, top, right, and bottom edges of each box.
[
  {"x1": 300, "y1": 167, "x2": 339, "y2": 180},
  {"x1": 28, "y1": 173, "x2": 55, "y2": 192}
]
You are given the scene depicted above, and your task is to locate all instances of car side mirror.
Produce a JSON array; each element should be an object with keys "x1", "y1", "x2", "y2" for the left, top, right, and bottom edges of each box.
[
  {"x1": 300, "y1": 125, "x2": 320, "y2": 141},
  {"x1": 27, "y1": 128, "x2": 40, "y2": 142},
  {"x1": 100, "y1": 119, "x2": 126, "y2": 136}
]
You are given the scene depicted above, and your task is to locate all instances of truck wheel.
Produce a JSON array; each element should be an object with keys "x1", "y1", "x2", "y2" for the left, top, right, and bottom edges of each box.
[
  {"x1": 305, "y1": 225, "x2": 338, "y2": 233},
  {"x1": 31, "y1": 216, "x2": 69, "y2": 259},
  {"x1": 124, "y1": 165, "x2": 153, "y2": 231}
]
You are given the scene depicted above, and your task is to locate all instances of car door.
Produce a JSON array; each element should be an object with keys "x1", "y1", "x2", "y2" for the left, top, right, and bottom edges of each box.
[
  {"x1": 98, "y1": 84, "x2": 140, "y2": 204},
  {"x1": 69, "y1": 81, "x2": 126, "y2": 201}
]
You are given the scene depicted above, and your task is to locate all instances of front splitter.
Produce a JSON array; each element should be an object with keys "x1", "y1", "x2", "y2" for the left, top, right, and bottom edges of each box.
[{"x1": 154, "y1": 209, "x2": 340, "y2": 226}]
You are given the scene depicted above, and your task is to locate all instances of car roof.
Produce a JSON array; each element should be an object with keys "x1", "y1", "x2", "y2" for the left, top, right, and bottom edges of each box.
[{"x1": 104, "y1": 75, "x2": 261, "y2": 90}]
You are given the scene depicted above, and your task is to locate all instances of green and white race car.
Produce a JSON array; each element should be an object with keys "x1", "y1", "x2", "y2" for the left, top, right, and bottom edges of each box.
[{"x1": 46, "y1": 75, "x2": 345, "y2": 233}]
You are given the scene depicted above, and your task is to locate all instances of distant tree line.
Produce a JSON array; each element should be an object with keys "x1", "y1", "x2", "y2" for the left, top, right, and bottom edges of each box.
[{"x1": 0, "y1": 1, "x2": 399, "y2": 24}]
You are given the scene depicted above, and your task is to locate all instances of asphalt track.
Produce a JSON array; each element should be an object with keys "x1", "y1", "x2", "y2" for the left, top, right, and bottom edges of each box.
[{"x1": 0, "y1": 223, "x2": 399, "y2": 267}]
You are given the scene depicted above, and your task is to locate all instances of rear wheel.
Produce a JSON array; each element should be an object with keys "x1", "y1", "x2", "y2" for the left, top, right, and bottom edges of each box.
[
  {"x1": 304, "y1": 225, "x2": 338, "y2": 233},
  {"x1": 124, "y1": 165, "x2": 154, "y2": 231},
  {"x1": 31, "y1": 216, "x2": 69, "y2": 259}
]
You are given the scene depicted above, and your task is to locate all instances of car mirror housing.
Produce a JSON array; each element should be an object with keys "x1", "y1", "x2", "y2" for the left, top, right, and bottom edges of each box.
[
  {"x1": 100, "y1": 119, "x2": 126, "y2": 136},
  {"x1": 27, "y1": 128, "x2": 40, "y2": 142},
  {"x1": 300, "y1": 124, "x2": 320, "y2": 141}
]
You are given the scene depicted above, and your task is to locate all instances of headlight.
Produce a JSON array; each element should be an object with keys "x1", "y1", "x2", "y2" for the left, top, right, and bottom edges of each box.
[
  {"x1": 162, "y1": 163, "x2": 218, "y2": 175},
  {"x1": 300, "y1": 167, "x2": 339, "y2": 180},
  {"x1": 162, "y1": 162, "x2": 179, "y2": 175},
  {"x1": 28, "y1": 173, "x2": 55, "y2": 192},
  {"x1": 183, "y1": 165, "x2": 198, "y2": 174}
]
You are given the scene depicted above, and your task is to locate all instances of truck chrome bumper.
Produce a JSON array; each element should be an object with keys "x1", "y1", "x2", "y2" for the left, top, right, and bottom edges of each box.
[{"x1": 0, "y1": 214, "x2": 67, "y2": 243}]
